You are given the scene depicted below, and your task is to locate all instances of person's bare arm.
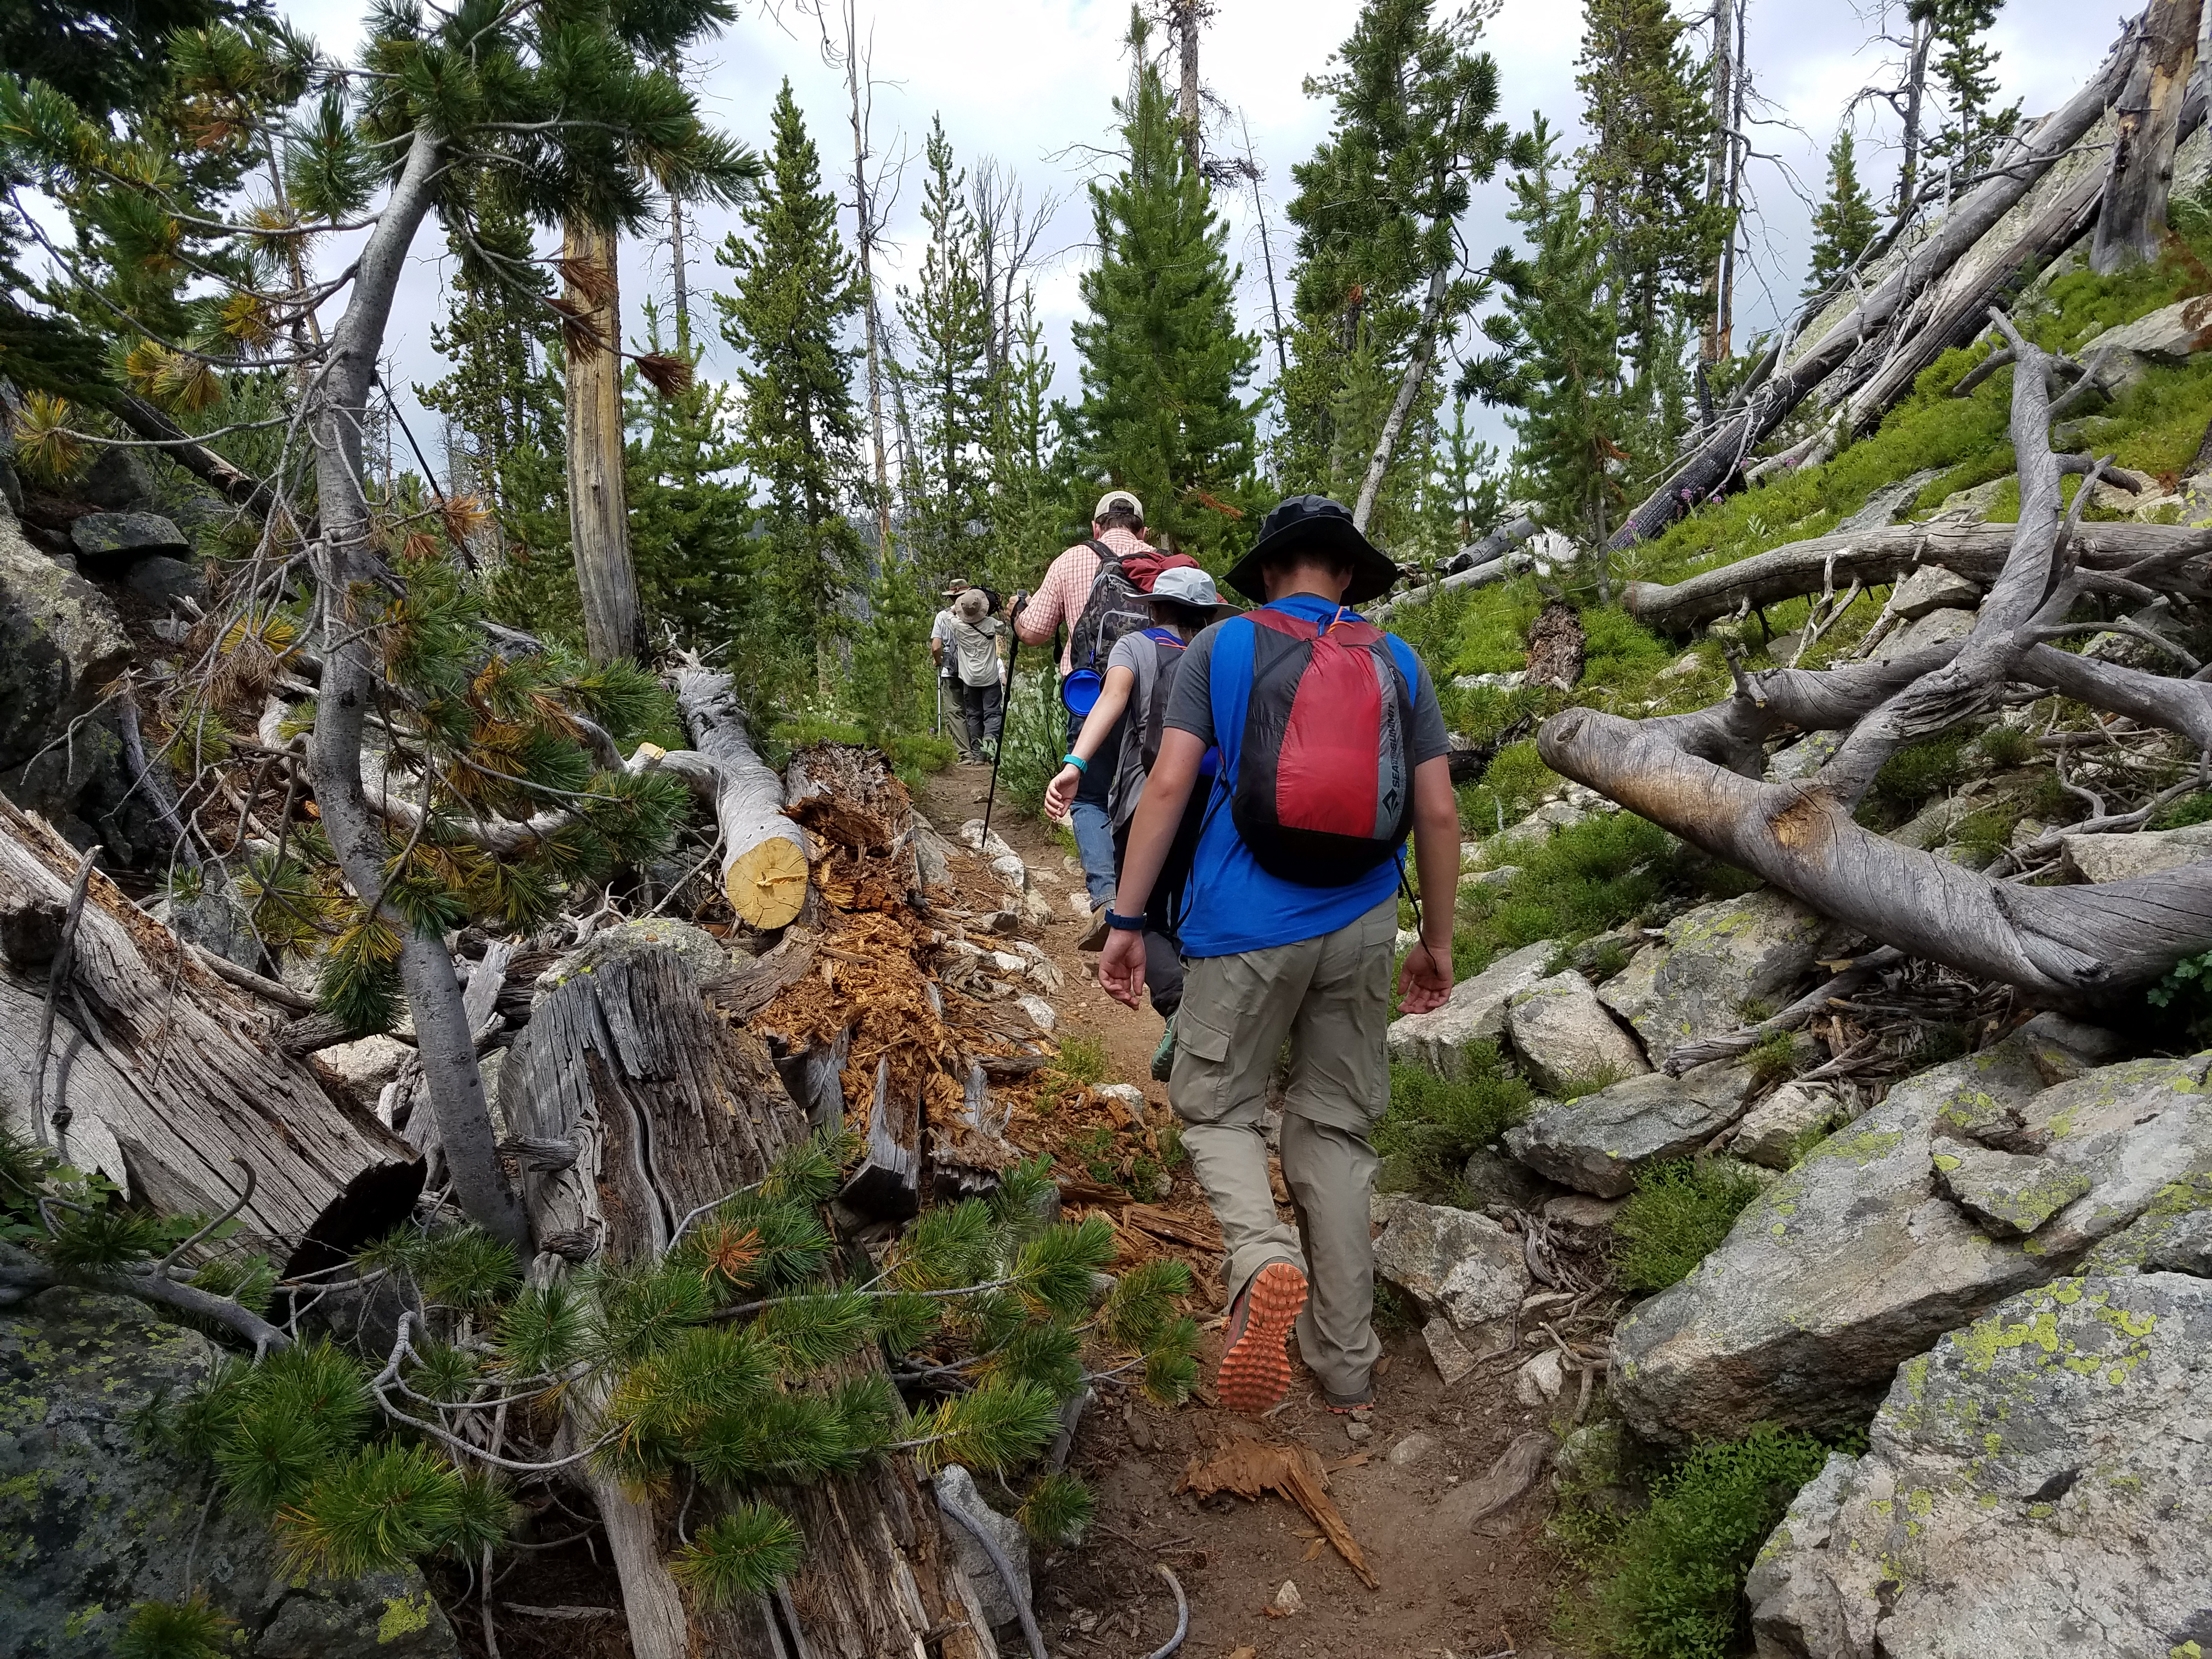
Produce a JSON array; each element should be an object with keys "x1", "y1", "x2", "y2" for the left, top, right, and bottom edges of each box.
[
  {"x1": 1012, "y1": 560, "x2": 1067, "y2": 645},
  {"x1": 1396, "y1": 756, "x2": 1458, "y2": 1014},
  {"x1": 1097, "y1": 729, "x2": 1205, "y2": 1008},
  {"x1": 1045, "y1": 666, "x2": 1135, "y2": 817}
]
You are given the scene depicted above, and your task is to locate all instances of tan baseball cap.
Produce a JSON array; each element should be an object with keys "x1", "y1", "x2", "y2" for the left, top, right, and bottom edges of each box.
[{"x1": 1092, "y1": 489, "x2": 1143, "y2": 524}]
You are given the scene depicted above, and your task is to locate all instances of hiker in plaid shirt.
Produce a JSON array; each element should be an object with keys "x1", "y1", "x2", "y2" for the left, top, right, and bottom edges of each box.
[{"x1": 1010, "y1": 490, "x2": 1155, "y2": 912}]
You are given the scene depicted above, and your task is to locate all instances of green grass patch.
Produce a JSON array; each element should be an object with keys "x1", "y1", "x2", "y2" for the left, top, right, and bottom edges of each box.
[
  {"x1": 1553, "y1": 1424, "x2": 1835, "y2": 1659},
  {"x1": 1612, "y1": 1158, "x2": 1766, "y2": 1293},
  {"x1": 1458, "y1": 738, "x2": 1564, "y2": 837},
  {"x1": 1742, "y1": 1032, "x2": 1799, "y2": 1088},
  {"x1": 2153, "y1": 791, "x2": 2212, "y2": 830},
  {"x1": 1373, "y1": 1049, "x2": 1533, "y2": 1194},
  {"x1": 1052, "y1": 1036, "x2": 1108, "y2": 1087},
  {"x1": 1865, "y1": 733, "x2": 1968, "y2": 821},
  {"x1": 1454, "y1": 811, "x2": 1686, "y2": 978}
]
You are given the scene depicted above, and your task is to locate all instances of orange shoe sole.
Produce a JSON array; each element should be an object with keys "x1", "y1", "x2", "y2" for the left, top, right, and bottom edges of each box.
[{"x1": 1216, "y1": 1262, "x2": 1308, "y2": 1415}]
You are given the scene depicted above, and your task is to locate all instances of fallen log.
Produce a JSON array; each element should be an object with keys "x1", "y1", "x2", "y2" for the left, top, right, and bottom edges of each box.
[
  {"x1": 503, "y1": 941, "x2": 997, "y2": 1659},
  {"x1": 1607, "y1": 16, "x2": 2145, "y2": 551},
  {"x1": 1544, "y1": 310, "x2": 2212, "y2": 1011},
  {"x1": 1622, "y1": 521, "x2": 2212, "y2": 634},
  {"x1": 675, "y1": 663, "x2": 810, "y2": 929},
  {"x1": 0, "y1": 796, "x2": 421, "y2": 1268}
]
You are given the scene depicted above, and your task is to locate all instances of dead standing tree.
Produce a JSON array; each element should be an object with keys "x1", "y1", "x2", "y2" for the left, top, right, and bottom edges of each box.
[{"x1": 1542, "y1": 309, "x2": 2212, "y2": 1011}]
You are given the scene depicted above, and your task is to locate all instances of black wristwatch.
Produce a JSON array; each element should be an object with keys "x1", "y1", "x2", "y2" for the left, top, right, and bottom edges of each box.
[{"x1": 1104, "y1": 909, "x2": 1147, "y2": 932}]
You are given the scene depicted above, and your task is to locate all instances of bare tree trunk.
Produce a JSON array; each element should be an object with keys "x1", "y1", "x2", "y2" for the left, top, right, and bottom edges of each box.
[
  {"x1": 675, "y1": 663, "x2": 811, "y2": 929},
  {"x1": 1176, "y1": 0, "x2": 1204, "y2": 170},
  {"x1": 1352, "y1": 259, "x2": 1450, "y2": 535},
  {"x1": 307, "y1": 127, "x2": 527, "y2": 1250},
  {"x1": 1700, "y1": 0, "x2": 1736, "y2": 366},
  {"x1": 843, "y1": 2, "x2": 898, "y2": 574},
  {"x1": 2095, "y1": 0, "x2": 2205, "y2": 271},
  {"x1": 561, "y1": 216, "x2": 643, "y2": 665},
  {"x1": 1239, "y1": 111, "x2": 1290, "y2": 381},
  {"x1": 0, "y1": 797, "x2": 420, "y2": 1265},
  {"x1": 1895, "y1": 13, "x2": 1934, "y2": 220}
]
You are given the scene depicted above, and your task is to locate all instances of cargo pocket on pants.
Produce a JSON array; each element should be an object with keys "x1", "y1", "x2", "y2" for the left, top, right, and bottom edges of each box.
[{"x1": 1168, "y1": 1008, "x2": 1236, "y2": 1125}]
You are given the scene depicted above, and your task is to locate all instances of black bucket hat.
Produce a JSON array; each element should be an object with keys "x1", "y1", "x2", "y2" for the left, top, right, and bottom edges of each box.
[{"x1": 1223, "y1": 494, "x2": 1402, "y2": 607}]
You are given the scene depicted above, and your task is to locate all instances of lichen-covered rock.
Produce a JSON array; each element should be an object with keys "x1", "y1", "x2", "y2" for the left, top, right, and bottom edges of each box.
[
  {"x1": 1598, "y1": 889, "x2": 1837, "y2": 1052},
  {"x1": 2079, "y1": 1172, "x2": 2212, "y2": 1276},
  {"x1": 1931, "y1": 1142, "x2": 2088, "y2": 1237},
  {"x1": 1748, "y1": 1274, "x2": 2212, "y2": 1659},
  {"x1": 1458, "y1": 1146, "x2": 1556, "y2": 1212},
  {"x1": 123, "y1": 554, "x2": 206, "y2": 608},
  {"x1": 0, "y1": 506, "x2": 130, "y2": 781},
  {"x1": 535, "y1": 916, "x2": 729, "y2": 1001},
  {"x1": 1373, "y1": 1200, "x2": 1529, "y2": 1351},
  {"x1": 1503, "y1": 1062, "x2": 1753, "y2": 1198},
  {"x1": 1611, "y1": 1036, "x2": 2212, "y2": 1444},
  {"x1": 934, "y1": 1464, "x2": 1030, "y2": 1630},
  {"x1": 1872, "y1": 605, "x2": 1976, "y2": 661},
  {"x1": 68, "y1": 510, "x2": 190, "y2": 561},
  {"x1": 0, "y1": 1287, "x2": 458, "y2": 1658},
  {"x1": 1505, "y1": 971, "x2": 1648, "y2": 1096},
  {"x1": 1386, "y1": 940, "x2": 1557, "y2": 1076},
  {"x1": 1731, "y1": 1080, "x2": 1849, "y2": 1169},
  {"x1": 1885, "y1": 562, "x2": 1983, "y2": 619}
]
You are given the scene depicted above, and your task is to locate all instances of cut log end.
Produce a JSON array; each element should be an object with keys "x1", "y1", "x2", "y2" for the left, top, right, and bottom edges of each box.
[{"x1": 726, "y1": 838, "x2": 810, "y2": 929}]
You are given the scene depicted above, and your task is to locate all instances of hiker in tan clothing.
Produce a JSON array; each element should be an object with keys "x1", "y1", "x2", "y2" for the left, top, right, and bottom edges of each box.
[{"x1": 1097, "y1": 495, "x2": 1458, "y2": 1417}]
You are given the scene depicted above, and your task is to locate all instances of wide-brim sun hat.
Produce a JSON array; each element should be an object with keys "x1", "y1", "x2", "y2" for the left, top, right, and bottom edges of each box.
[
  {"x1": 955, "y1": 588, "x2": 989, "y2": 623},
  {"x1": 1223, "y1": 494, "x2": 1402, "y2": 607},
  {"x1": 1143, "y1": 563, "x2": 1238, "y2": 622}
]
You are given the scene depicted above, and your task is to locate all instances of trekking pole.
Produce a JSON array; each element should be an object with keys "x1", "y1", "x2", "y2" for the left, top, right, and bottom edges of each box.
[{"x1": 981, "y1": 629, "x2": 1018, "y2": 845}]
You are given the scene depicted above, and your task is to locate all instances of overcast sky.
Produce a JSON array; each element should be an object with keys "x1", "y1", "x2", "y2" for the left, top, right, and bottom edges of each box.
[{"x1": 268, "y1": 0, "x2": 2124, "y2": 473}]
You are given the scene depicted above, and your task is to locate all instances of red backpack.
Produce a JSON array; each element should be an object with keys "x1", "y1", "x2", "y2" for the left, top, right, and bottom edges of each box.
[{"x1": 1229, "y1": 607, "x2": 1417, "y2": 886}]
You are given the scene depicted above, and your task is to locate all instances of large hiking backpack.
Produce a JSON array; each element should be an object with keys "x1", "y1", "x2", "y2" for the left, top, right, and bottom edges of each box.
[
  {"x1": 1227, "y1": 607, "x2": 1417, "y2": 887},
  {"x1": 1062, "y1": 541, "x2": 1158, "y2": 713},
  {"x1": 1135, "y1": 626, "x2": 1187, "y2": 772}
]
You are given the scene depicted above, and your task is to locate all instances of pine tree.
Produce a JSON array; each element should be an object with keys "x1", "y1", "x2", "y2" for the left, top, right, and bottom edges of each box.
[
  {"x1": 713, "y1": 81, "x2": 867, "y2": 695},
  {"x1": 1804, "y1": 129, "x2": 1880, "y2": 298},
  {"x1": 1065, "y1": 21, "x2": 1261, "y2": 569},
  {"x1": 1575, "y1": 0, "x2": 1724, "y2": 467},
  {"x1": 984, "y1": 286, "x2": 1063, "y2": 594},
  {"x1": 895, "y1": 117, "x2": 994, "y2": 584},
  {"x1": 1921, "y1": 0, "x2": 2017, "y2": 205},
  {"x1": 1274, "y1": 0, "x2": 1514, "y2": 545},
  {"x1": 1466, "y1": 119, "x2": 1623, "y2": 563}
]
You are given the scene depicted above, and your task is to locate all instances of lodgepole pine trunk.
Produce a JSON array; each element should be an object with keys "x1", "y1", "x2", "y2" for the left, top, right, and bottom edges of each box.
[
  {"x1": 0, "y1": 797, "x2": 420, "y2": 1264},
  {"x1": 676, "y1": 663, "x2": 811, "y2": 929},
  {"x1": 1352, "y1": 257, "x2": 1451, "y2": 537},
  {"x1": 2094, "y1": 0, "x2": 2205, "y2": 272},
  {"x1": 1543, "y1": 307, "x2": 2212, "y2": 1011},
  {"x1": 504, "y1": 944, "x2": 997, "y2": 1659},
  {"x1": 562, "y1": 216, "x2": 644, "y2": 665},
  {"x1": 1176, "y1": 0, "x2": 1204, "y2": 169},
  {"x1": 308, "y1": 127, "x2": 527, "y2": 1250},
  {"x1": 1606, "y1": 19, "x2": 2144, "y2": 552}
]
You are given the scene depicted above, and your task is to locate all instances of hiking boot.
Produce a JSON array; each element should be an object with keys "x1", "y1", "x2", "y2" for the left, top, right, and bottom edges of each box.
[
  {"x1": 1078, "y1": 905, "x2": 1112, "y2": 952},
  {"x1": 1150, "y1": 1017, "x2": 1176, "y2": 1082},
  {"x1": 1323, "y1": 1381, "x2": 1374, "y2": 1413},
  {"x1": 1216, "y1": 1261, "x2": 1307, "y2": 1414}
]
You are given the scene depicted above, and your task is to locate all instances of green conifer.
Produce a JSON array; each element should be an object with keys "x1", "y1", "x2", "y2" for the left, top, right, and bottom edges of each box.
[
  {"x1": 895, "y1": 117, "x2": 994, "y2": 584},
  {"x1": 1804, "y1": 129, "x2": 1880, "y2": 299},
  {"x1": 712, "y1": 81, "x2": 867, "y2": 695},
  {"x1": 1064, "y1": 20, "x2": 1261, "y2": 569}
]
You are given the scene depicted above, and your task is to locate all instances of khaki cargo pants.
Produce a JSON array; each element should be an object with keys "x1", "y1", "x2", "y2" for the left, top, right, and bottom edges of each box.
[{"x1": 1169, "y1": 895, "x2": 1394, "y2": 1398}]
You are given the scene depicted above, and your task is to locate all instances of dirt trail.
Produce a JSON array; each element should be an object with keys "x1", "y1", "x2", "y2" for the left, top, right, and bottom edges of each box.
[{"x1": 917, "y1": 763, "x2": 1570, "y2": 1659}]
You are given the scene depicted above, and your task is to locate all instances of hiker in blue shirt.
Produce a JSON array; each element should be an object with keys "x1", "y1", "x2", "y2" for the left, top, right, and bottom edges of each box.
[{"x1": 1098, "y1": 495, "x2": 1460, "y2": 1417}]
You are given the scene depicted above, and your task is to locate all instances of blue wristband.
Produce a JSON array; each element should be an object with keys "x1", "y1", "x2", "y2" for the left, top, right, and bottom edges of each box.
[
  {"x1": 1062, "y1": 752, "x2": 1088, "y2": 773},
  {"x1": 1104, "y1": 909, "x2": 1146, "y2": 932}
]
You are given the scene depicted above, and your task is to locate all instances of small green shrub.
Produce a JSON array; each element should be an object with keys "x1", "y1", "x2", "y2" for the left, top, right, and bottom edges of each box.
[
  {"x1": 1947, "y1": 805, "x2": 2018, "y2": 862},
  {"x1": 2147, "y1": 947, "x2": 2212, "y2": 1047},
  {"x1": 1866, "y1": 734, "x2": 1968, "y2": 817},
  {"x1": 1459, "y1": 737, "x2": 1562, "y2": 833},
  {"x1": 1613, "y1": 1159, "x2": 1765, "y2": 1293},
  {"x1": 116, "y1": 1595, "x2": 235, "y2": 1659},
  {"x1": 1455, "y1": 811, "x2": 1678, "y2": 977},
  {"x1": 2153, "y1": 791, "x2": 2212, "y2": 831},
  {"x1": 1974, "y1": 723, "x2": 2034, "y2": 770},
  {"x1": 1743, "y1": 1032, "x2": 1798, "y2": 1088},
  {"x1": 1553, "y1": 1423, "x2": 1833, "y2": 1659},
  {"x1": 1373, "y1": 1049, "x2": 1533, "y2": 1192},
  {"x1": 1052, "y1": 1037, "x2": 1108, "y2": 1087}
]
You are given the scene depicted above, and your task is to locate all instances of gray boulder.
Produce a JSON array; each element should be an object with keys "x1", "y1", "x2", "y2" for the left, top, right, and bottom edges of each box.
[
  {"x1": 1885, "y1": 561, "x2": 1983, "y2": 619},
  {"x1": 1873, "y1": 605, "x2": 1976, "y2": 663},
  {"x1": 125, "y1": 554, "x2": 207, "y2": 608},
  {"x1": 1765, "y1": 730, "x2": 1844, "y2": 782},
  {"x1": 1374, "y1": 1199, "x2": 1530, "y2": 1354},
  {"x1": 82, "y1": 447, "x2": 158, "y2": 513},
  {"x1": 1748, "y1": 1274, "x2": 2212, "y2": 1659},
  {"x1": 1, "y1": 507, "x2": 131, "y2": 776},
  {"x1": 2080, "y1": 291, "x2": 2212, "y2": 362},
  {"x1": 934, "y1": 1464, "x2": 1031, "y2": 1630},
  {"x1": 2060, "y1": 818, "x2": 2212, "y2": 883},
  {"x1": 1599, "y1": 889, "x2": 1837, "y2": 1052},
  {"x1": 1731, "y1": 1080, "x2": 1849, "y2": 1170},
  {"x1": 1386, "y1": 939, "x2": 1556, "y2": 1076},
  {"x1": 1932, "y1": 1142, "x2": 2087, "y2": 1237},
  {"x1": 1611, "y1": 1035, "x2": 2212, "y2": 1444},
  {"x1": 0, "y1": 1286, "x2": 457, "y2": 1658},
  {"x1": 1506, "y1": 970, "x2": 1649, "y2": 1096},
  {"x1": 1504, "y1": 1062, "x2": 1754, "y2": 1198},
  {"x1": 311, "y1": 1035, "x2": 413, "y2": 1114},
  {"x1": 535, "y1": 916, "x2": 730, "y2": 1002},
  {"x1": 69, "y1": 511, "x2": 190, "y2": 562},
  {"x1": 1458, "y1": 1146, "x2": 1557, "y2": 1212}
]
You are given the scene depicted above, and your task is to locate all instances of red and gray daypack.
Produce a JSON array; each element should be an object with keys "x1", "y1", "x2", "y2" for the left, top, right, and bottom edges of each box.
[
  {"x1": 1064, "y1": 541, "x2": 1155, "y2": 693},
  {"x1": 1228, "y1": 607, "x2": 1417, "y2": 886}
]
